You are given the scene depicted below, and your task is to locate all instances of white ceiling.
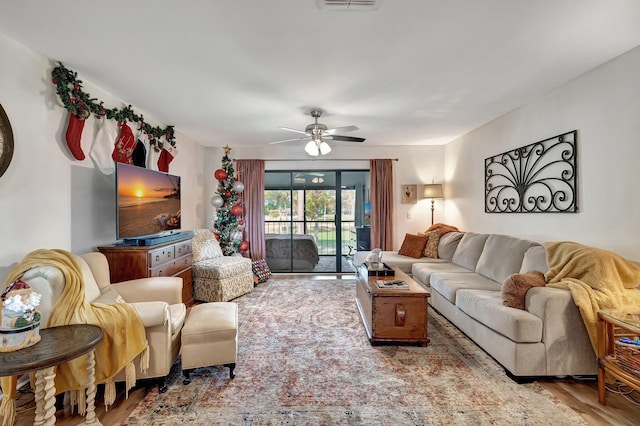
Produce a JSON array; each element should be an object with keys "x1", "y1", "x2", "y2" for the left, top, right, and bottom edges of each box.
[{"x1": 1, "y1": 0, "x2": 640, "y2": 149}]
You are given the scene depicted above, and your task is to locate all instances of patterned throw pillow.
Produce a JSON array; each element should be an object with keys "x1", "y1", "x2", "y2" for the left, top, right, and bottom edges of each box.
[
  {"x1": 192, "y1": 231, "x2": 224, "y2": 262},
  {"x1": 398, "y1": 233, "x2": 429, "y2": 259},
  {"x1": 252, "y1": 259, "x2": 272, "y2": 283},
  {"x1": 423, "y1": 230, "x2": 441, "y2": 258}
]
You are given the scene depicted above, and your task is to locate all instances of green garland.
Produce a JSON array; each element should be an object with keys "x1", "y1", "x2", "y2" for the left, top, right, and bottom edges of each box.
[{"x1": 51, "y1": 62, "x2": 176, "y2": 148}]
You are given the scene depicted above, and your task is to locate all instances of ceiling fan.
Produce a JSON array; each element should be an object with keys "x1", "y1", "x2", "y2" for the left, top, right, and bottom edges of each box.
[{"x1": 270, "y1": 109, "x2": 365, "y2": 156}]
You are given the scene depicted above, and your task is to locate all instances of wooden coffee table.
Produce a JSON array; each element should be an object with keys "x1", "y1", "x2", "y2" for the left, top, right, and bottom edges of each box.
[{"x1": 355, "y1": 265, "x2": 430, "y2": 346}]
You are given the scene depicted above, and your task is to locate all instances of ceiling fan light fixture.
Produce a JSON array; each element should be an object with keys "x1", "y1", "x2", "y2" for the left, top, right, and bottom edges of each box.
[
  {"x1": 319, "y1": 141, "x2": 332, "y2": 155},
  {"x1": 305, "y1": 140, "x2": 319, "y2": 156}
]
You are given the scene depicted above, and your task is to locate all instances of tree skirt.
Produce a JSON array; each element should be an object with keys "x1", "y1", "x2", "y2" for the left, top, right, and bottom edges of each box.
[{"x1": 123, "y1": 278, "x2": 586, "y2": 425}]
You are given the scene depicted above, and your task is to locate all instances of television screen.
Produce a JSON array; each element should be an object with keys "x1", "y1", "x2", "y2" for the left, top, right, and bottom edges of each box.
[{"x1": 116, "y1": 163, "x2": 181, "y2": 240}]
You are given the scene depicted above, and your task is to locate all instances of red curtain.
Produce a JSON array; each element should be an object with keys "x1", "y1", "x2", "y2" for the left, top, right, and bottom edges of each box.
[
  {"x1": 236, "y1": 159, "x2": 265, "y2": 260},
  {"x1": 369, "y1": 159, "x2": 395, "y2": 250}
]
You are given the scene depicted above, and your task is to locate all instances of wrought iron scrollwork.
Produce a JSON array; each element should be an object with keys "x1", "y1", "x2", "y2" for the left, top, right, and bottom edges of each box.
[{"x1": 485, "y1": 130, "x2": 578, "y2": 213}]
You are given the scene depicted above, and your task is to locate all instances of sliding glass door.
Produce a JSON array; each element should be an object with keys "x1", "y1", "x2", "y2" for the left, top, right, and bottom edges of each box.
[{"x1": 264, "y1": 170, "x2": 369, "y2": 273}]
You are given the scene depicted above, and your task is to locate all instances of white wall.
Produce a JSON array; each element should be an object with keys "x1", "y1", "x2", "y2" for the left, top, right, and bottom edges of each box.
[
  {"x1": 0, "y1": 34, "x2": 207, "y2": 282},
  {"x1": 225, "y1": 144, "x2": 445, "y2": 250},
  {"x1": 444, "y1": 44, "x2": 640, "y2": 260}
]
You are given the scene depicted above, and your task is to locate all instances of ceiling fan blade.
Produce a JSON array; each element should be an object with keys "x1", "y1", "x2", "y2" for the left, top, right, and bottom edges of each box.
[
  {"x1": 277, "y1": 126, "x2": 310, "y2": 135},
  {"x1": 324, "y1": 125, "x2": 359, "y2": 135},
  {"x1": 325, "y1": 135, "x2": 366, "y2": 143},
  {"x1": 269, "y1": 136, "x2": 311, "y2": 145}
]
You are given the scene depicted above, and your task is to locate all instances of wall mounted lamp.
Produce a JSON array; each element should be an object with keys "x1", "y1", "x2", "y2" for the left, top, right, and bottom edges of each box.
[{"x1": 422, "y1": 183, "x2": 444, "y2": 225}]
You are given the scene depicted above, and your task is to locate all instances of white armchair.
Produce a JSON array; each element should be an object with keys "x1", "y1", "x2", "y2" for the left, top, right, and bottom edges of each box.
[{"x1": 22, "y1": 251, "x2": 186, "y2": 392}]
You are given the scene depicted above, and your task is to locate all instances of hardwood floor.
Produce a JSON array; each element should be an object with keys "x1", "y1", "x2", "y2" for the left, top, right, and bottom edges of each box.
[{"x1": 10, "y1": 375, "x2": 640, "y2": 425}]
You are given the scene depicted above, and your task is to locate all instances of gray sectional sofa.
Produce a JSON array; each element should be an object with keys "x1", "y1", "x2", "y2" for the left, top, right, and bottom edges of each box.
[{"x1": 354, "y1": 231, "x2": 597, "y2": 378}]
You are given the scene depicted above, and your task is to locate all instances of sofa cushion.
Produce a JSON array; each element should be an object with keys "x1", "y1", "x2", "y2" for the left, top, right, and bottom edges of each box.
[
  {"x1": 475, "y1": 234, "x2": 538, "y2": 284},
  {"x1": 520, "y1": 245, "x2": 549, "y2": 274},
  {"x1": 451, "y1": 232, "x2": 489, "y2": 271},
  {"x1": 411, "y1": 261, "x2": 471, "y2": 287},
  {"x1": 437, "y1": 231, "x2": 464, "y2": 261},
  {"x1": 398, "y1": 233, "x2": 428, "y2": 259},
  {"x1": 430, "y1": 272, "x2": 500, "y2": 304},
  {"x1": 502, "y1": 271, "x2": 547, "y2": 309},
  {"x1": 455, "y1": 289, "x2": 543, "y2": 343},
  {"x1": 353, "y1": 251, "x2": 420, "y2": 274}
]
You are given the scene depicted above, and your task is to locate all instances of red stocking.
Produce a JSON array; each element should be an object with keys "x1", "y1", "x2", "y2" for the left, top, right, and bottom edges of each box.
[
  {"x1": 112, "y1": 122, "x2": 136, "y2": 164},
  {"x1": 158, "y1": 145, "x2": 177, "y2": 172},
  {"x1": 65, "y1": 113, "x2": 86, "y2": 160}
]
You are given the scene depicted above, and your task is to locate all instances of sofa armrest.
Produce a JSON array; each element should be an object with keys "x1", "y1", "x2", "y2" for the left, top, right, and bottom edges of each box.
[
  {"x1": 110, "y1": 277, "x2": 183, "y2": 304},
  {"x1": 129, "y1": 301, "x2": 169, "y2": 327},
  {"x1": 526, "y1": 286, "x2": 597, "y2": 375}
]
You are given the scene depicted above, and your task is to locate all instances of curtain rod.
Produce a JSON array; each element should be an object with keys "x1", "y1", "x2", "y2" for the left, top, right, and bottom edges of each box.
[{"x1": 233, "y1": 158, "x2": 399, "y2": 162}]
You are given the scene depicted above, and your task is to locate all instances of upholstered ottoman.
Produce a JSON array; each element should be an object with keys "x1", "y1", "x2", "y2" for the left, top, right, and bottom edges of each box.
[
  {"x1": 182, "y1": 302, "x2": 238, "y2": 383},
  {"x1": 192, "y1": 256, "x2": 254, "y2": 302}
]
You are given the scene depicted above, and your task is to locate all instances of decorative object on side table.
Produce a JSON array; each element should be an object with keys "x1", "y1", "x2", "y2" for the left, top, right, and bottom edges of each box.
[{"x1": 1, "y1": 280, "x2": 42, "y2": 352}]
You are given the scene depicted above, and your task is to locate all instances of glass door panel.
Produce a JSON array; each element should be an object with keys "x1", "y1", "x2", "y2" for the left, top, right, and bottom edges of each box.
[{"x1": 264, "y1": 170, "x2": 368, "y2": 273}]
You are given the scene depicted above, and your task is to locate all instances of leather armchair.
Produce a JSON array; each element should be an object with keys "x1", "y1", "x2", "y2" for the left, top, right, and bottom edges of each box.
[{"x1": 22, "y1": 251, "x2": 186, "y2": 392}]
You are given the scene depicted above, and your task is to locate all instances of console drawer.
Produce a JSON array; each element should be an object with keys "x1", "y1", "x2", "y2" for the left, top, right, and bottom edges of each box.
[
  {"x1": 149, "y1": 246, "x2": 175, "y2": 267},
  {"x1": 150, "y1": 254, "x2": 192, "y2": 277}
]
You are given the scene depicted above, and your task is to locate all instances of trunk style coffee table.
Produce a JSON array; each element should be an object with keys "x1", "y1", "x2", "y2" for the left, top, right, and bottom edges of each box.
[{"x1": 355, "y1": 265, "x2": 430, "y2": 346}]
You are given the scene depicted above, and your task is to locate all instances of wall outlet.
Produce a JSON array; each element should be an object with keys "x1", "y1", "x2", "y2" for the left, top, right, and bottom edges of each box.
[{"x1": 406, "y1": 211, "x2": 411, "y2": 219}]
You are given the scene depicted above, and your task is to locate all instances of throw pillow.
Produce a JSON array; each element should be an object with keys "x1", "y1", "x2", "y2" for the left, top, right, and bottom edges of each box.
[
  {"x1": 502, "y1": 271, "x2": 547, "y2": 310},
  {"x1": 398, "y1": 233, "x2": 428, "y2": 259},
  {"x1": 423, "y1": 230, "x2": 440, "y2": 258},
  {"x1": 252, "y1": 259, "x2": 272, "y2": 284},
  {"x1": 192, "y1": 237, "x2": 224, "y2": 263}
]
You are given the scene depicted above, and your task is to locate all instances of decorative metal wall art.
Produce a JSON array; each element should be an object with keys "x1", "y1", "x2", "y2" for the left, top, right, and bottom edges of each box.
[{"x1": 485, "y1": 130, "x2": 577, "y2": 213}]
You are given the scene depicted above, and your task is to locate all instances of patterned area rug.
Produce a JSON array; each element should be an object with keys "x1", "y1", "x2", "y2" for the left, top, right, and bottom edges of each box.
[{"x1": 123, "y1": 278, "x2": 586, "y2": 425}]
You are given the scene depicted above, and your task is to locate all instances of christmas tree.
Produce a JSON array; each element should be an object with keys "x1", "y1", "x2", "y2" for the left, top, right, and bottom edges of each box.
[{"x1": 211, "y1": 145, "x2": 248, "y2": 256}]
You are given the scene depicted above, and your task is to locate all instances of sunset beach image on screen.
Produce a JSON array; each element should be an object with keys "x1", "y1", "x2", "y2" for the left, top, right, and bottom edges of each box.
[{"x1": 116, "y1": 163, "x2": 181, "y2": 240}]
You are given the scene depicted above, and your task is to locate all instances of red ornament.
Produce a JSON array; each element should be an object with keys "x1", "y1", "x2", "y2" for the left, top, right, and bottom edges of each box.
[
  {"x1": 239, "y1": 240, "x2": 249, "y2": 252},
  {"x1": 239, "y1": 219, "x2": 245, "y2": 226},
  {"x1": 214, "y1": 169, "x2": 227, "y2": 181},
  {"x1": 230, "y1": 204, "x2": 243, "y2": 216},
  {"x1": 225, "y1": 191, "x2": 231, "y2": 197},
  {"x1": 52, "y1": 79, "x2": 57, "y2": 84},
  {"x1": 213, "y1": 232, "x2": 220, "y2": 240}
]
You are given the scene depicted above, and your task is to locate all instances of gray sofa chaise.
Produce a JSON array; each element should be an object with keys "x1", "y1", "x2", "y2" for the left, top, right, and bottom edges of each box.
[{"x1": 354, "y1": 231, "x2": 597, "y2": 378}]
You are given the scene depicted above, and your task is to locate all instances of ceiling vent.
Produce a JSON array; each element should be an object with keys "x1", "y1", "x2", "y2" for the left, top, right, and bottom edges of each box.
[{"x1": 316, "y1": 0, "x2": 382, "y2": 11}]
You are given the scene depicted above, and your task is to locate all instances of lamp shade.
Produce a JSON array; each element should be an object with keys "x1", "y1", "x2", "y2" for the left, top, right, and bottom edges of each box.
[
  {"x1": 422, "y1": 184, "x2": 443, "y2": 199},
  {"x1": 304, "y1": 140, "x2": 319, "y2": 156},
  {"x1": 319, "y1": 141, "x2": 332, "y2": 155}
]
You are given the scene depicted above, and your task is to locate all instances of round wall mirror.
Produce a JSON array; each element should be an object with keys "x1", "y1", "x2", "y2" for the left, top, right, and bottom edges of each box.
[{"x1": 0, "y1": 103, "x2": 14, "y2": 178}]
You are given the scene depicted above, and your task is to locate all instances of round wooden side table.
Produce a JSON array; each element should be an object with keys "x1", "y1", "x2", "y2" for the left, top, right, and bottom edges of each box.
[{"x1": 0, "y1": 324, "x2": 104, "y2": 426}]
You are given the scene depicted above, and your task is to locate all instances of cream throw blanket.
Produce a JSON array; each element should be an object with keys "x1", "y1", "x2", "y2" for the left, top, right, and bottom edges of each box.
[
  {"x1": 0, "y1": 249, "x2": 148, "y2": 426},
  {"x1": 544, "y1": 241, "x2": 640, "y2": 353}
]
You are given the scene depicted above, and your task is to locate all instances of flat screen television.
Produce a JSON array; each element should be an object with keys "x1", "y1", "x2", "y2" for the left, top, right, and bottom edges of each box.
[{"x1": 116, "y1": 162, "x2": 181, "y2": 241}]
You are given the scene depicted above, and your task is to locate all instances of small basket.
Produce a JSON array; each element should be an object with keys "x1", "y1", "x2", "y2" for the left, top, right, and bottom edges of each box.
[
  {"x1": 614, "y1": 339, "x2": 640, "y2": 377},
  {"x1": 0, "y1": 322, "x2": 41, "y2": 352}
]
